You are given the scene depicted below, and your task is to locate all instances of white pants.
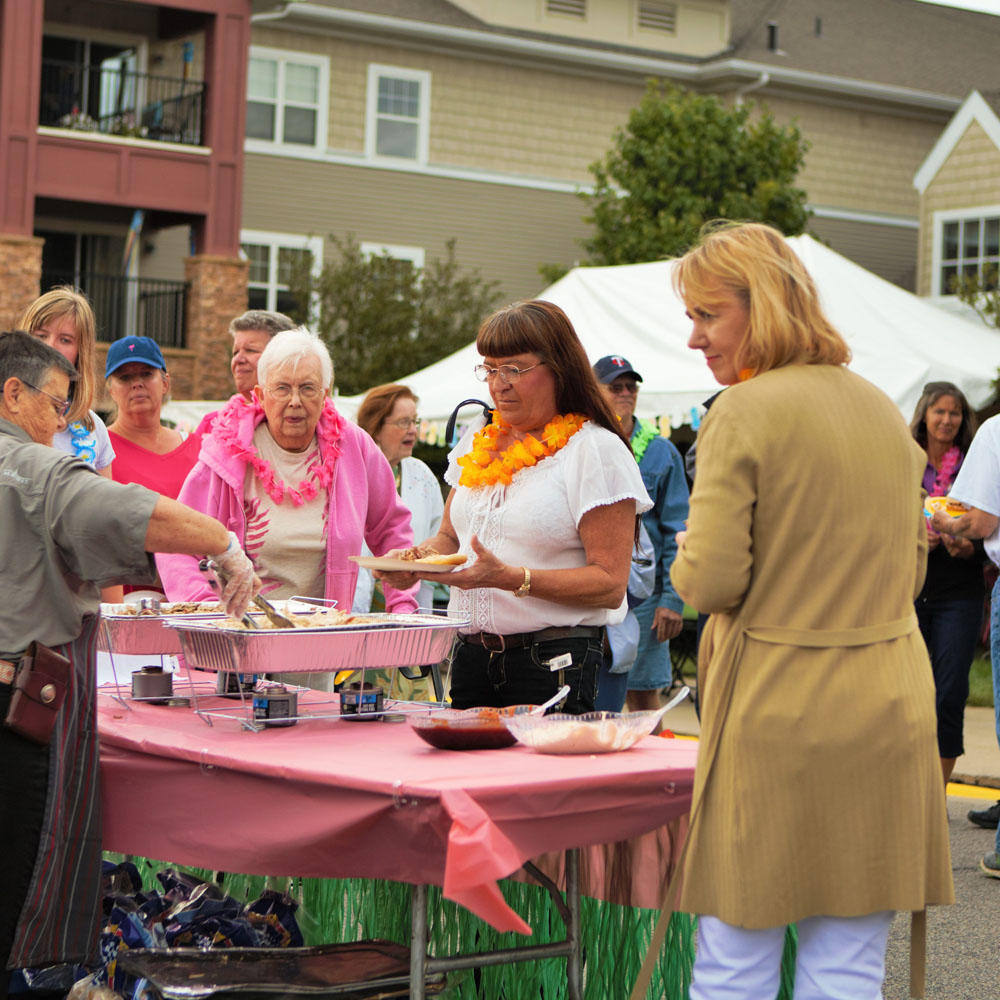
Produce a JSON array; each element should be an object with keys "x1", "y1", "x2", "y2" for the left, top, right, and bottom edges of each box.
[{"x1": 690, "y1": 911, "x2": 894, "y2": 1000}]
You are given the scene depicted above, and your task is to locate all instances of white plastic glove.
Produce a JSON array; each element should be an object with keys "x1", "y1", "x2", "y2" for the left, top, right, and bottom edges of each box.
[{"x1": 212, "y1": 531, "x2": 259, "y2": 620}]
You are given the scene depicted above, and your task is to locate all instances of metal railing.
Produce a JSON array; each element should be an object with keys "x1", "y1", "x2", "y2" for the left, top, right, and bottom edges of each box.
[
  {"x1": 44, "y1": 272, "x2": 188, "y2": 348},
  {"x1": 40, "y1": 59, "x2": 205, "y2": 146}
]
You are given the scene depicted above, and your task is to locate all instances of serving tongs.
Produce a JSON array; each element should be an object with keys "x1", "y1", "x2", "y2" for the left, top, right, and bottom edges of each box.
[{"x1": 197, "y1": 558, "x2": 297, "y2": 630}]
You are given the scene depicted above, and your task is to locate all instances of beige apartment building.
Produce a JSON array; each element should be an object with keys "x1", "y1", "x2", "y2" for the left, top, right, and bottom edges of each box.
[{"x1": 197, "y1": 0, "x2": 1000, "y2": 324}]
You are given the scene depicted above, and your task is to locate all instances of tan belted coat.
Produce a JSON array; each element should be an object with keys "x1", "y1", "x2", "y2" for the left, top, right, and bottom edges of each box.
[{"x1": 671, "y1": 364, "x2": 954, "y2": 928}]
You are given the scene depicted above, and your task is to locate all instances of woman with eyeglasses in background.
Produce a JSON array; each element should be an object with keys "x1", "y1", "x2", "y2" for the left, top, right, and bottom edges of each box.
[
  {"x1": 158, "y1": 328, "x2": 418, "y2": 688},
  {"x1": 353, "y1": 384, "x2": 444, "y2": 615},
  {"x1": 378, "y1": 300, "x2": 651, "y2": 714},
  {"x1": 910, "y1": 380, "x2": 985, "y2": 784},
  {"x1": 20, "y1": 286, "x2": 115, "y2": 475}
]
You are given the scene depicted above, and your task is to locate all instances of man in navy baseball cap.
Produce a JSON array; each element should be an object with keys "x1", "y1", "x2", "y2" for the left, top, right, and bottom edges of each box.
[
  {"x1": 592, "y1": 352, "x2": 689, "y2": 723},
  {"x1": 593, "y1": 354, "x2": 643, "y2": 385},
  {"x1": 105, "y1": 336, "x2": 166, "y2": 377}
]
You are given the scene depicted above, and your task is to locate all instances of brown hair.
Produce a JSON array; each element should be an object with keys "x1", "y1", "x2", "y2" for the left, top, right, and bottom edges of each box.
[
  {"x1": 19, "y1": 286, "x2": 98, "y2": 428},
  {"x1": 673, "y1": 222, "x2": 850, "y2": 377},
  {"x1": 475, "y1": 300, "x2": 627, "y2": 443},
  {"x1": 909, "y1": 380, "x2": 977, "y2": 455},
  {"x1": 357, "y1": 383, "x2": 417, "y2": 439}
]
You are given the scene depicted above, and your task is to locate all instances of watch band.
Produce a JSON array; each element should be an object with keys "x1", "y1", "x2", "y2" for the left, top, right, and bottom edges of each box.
[{"x1": 513, "y1": 566, "x2": 531, "y2": 598}]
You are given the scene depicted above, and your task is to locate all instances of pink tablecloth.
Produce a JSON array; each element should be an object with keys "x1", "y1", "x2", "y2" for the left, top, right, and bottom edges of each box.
[{"x1": 98, "y1": 689, "x2": 696, "y2": 935}]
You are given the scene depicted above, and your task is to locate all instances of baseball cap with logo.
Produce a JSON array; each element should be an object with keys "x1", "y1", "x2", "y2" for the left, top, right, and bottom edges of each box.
[
  {"x1": 593, "y1": 355, "x2": 643, "y2": 385},
  {"x1": 105, "y1": 336, "x2": 167, "y2": 377}
]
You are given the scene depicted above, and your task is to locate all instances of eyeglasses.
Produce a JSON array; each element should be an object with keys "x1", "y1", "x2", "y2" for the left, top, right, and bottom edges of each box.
[
  {"x1": 266, "y1": 382, "x2": 323, "y2": 401},
  {"x1": 385, "y1": 417, "x2": 421, "y2": 429},
  {"x1": 608, "y1": 380, "x2": 640, "y2": 396},
  {"x1": 473, "y1": 363, "x2": 541, "y2": 384},
  {"x1": 22, "y1": 380, "x2": 71, "y2": 417}
]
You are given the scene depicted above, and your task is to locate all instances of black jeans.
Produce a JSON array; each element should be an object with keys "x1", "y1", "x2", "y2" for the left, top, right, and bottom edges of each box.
[
  {"x1": 450, "y1": 633, "x2": 602, "y2": 713},
  {"x1": 0, "y1": 682, "x2": 51, "y2": 979}
]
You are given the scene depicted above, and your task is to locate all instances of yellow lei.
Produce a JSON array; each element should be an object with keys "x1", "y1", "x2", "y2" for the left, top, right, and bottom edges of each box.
[{"x1": 457, "y1": 411, "x2": 588, "y2": 488}]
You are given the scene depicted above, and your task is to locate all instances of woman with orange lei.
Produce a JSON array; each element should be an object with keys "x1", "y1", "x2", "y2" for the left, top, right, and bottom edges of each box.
[{"x1": 380, "y1": 300, "x2": 651, "y2": 712}]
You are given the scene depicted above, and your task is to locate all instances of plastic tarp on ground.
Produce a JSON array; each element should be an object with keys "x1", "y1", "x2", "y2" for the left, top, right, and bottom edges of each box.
[{"x1": 164, "y1": 235, "x2": 1000, "y2": 435}]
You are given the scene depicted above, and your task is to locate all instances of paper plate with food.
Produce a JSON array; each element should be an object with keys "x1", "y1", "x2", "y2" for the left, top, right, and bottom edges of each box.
[
  {"x1": 350, "y1": 552, "x2": 468, "y2": 574},
  {"x1": 924, "y1": 495, "x2": 968, "y2": 519}
]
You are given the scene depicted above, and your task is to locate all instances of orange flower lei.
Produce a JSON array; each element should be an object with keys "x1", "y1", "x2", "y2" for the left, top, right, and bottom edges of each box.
[{"x1": 457, "y1": 411, "x2": 588, "y2": 488}]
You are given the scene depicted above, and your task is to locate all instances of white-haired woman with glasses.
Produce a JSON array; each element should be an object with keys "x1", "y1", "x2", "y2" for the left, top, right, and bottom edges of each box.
[
  {"x1": 378, "y1": 300, "x2": 651, "y2": 714},
  {"x1": 158, "y1": 328, "x2": 418, "y2": 674},
  {"x1": 353, "y1": 383, "x2": 444, "y2": 614}
]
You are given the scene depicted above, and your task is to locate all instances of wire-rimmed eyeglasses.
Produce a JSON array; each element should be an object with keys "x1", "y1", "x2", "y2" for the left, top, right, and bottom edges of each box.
[
  {"x1": 385, "y1": 417, "x2": 421, "y2": 429},
  {"x1": 23, "y1": 379, "x2": 71, "y2": 417},
  {"x1": 473, "y1": 363, "x2": 541, "y2": 384}
]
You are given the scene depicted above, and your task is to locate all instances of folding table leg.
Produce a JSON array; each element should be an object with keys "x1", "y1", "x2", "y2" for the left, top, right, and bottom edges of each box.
[
  {"x1": 410, "y1": 882, "x2": 428, "y2": 1000},
  {"x1": 566, "y1": 848, "x2": 582, "y2": 1000}
]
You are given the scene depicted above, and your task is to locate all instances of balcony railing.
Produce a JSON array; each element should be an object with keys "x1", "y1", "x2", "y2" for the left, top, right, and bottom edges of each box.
[
  {"x1": 44, "y1": 273, "x2": 188, "y2": 349},
  {"x1": 40, "y1": 59, "x2": 205, "y2": 146}
]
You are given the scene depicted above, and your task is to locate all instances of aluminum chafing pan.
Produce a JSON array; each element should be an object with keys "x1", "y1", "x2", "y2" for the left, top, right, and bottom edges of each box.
[
  {"x1": 165, "y1": 612, "x2": 470, "y2": 673},
  {"x1": 98, "y1": 603, "x2": 226, "y2": 655}
]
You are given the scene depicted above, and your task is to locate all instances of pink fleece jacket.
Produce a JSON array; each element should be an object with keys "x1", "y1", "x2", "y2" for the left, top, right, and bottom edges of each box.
[{"x1": 156, "y1": 396, "x2": 418, "y2": 613}]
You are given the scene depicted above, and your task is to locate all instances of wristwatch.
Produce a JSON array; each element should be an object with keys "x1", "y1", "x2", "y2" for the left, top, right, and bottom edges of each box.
[{"x1": 513, "y1": 566, "x2": 531, "y2": 598}]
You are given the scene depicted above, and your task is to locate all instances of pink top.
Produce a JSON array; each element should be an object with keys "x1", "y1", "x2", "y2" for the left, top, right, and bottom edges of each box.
[
  {"x1": 156, "y1": 395, "x2": 418, "y2": 613},
  {"x1": 109, "y1": 429, "x2": 202, "y2": 500}
]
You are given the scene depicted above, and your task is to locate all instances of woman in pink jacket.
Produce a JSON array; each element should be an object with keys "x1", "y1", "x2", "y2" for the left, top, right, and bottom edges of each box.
[{"x1": 157, "y1": 328, "x2": 417, "y2": 651}]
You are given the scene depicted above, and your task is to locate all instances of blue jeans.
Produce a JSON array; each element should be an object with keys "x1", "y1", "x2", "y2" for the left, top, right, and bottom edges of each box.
[
  {"x1": 991, "y1": 575, "x2": 1000, "y2": 855},
  {"x1": 916, "y1": 596, "x2": 983, "y2": 758},
  {"x1": 595, "y1": 653, "x2": 629, "y2": 712}
]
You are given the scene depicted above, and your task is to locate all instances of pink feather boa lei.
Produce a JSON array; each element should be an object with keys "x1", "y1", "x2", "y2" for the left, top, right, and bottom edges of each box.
[
  {"x1": 212, "y1": 396, "x2": 344, "y2": 506},
  {"x1": 931, "y1": 445, "x2": 961, "y2": 497}
]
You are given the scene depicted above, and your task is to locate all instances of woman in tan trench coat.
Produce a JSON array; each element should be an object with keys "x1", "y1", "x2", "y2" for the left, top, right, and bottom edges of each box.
[{"x1": 669, "y1": 224, "x2": 953, "y2": 999}]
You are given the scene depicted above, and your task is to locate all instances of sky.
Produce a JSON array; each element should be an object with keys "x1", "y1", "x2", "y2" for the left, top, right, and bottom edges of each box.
[{"x1": 916, "y1": 0, "x2": 1000, "y2": 13}]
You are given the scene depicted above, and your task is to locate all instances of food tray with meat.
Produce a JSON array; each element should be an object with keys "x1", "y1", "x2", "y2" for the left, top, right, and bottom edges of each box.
[
  {"x1": 166, "y1": 612, "x2": 470, "y2": 674},
  {"x1": 98, "y1": 602, "x2": 226, "y2": 654}
]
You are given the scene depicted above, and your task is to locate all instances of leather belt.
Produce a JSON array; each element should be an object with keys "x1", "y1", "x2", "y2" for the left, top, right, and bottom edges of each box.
[
  {"x1": 460, "y1": 625, "x2": 603, "y2": 653},
  {"x1": 0, "y1": 658, "x2": 18, "y2": 686}
]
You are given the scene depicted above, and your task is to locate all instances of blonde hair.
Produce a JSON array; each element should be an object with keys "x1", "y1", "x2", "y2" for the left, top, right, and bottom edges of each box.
[
  {"x1": 673, "y1": 222, "x2": 850, "y2": 377},
  {"x1": 19, "y1": 286, "x2": 99, "y2": 429}
]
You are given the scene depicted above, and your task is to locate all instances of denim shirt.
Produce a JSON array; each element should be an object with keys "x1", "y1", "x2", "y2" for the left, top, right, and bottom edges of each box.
[{"x1": 633, "y1": 420, "x2": 689, "y2": 613}]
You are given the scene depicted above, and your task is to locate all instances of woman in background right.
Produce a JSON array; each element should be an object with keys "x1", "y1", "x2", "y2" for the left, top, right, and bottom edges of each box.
[
  {"x1": 667, "y1": 222, "x2": 952, "y2": 1000},
  {"x1": 911, "y1": 381, "x2": 984, "y2": 784}
]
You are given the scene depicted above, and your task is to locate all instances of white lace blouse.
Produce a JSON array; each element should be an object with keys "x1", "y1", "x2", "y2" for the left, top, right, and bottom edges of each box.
[{"x1": 444, "y1": 419, "x2": 652, "y2": 635}]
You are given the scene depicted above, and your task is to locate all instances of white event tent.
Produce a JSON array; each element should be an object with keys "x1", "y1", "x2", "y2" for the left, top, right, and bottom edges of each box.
[{"x1": 164, "y1": 235, "x2": 1000, "y2": 440}]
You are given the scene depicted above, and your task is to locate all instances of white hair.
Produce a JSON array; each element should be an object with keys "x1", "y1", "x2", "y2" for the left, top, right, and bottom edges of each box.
[{"x1": 256, "y1": 326, "x2": 334, "y2": 390}]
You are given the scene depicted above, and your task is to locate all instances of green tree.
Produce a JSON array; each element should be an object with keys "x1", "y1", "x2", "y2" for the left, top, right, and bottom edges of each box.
[
  {"x1": 543, "y1": 80, "x2": 810, "y2": 279},
  {"x1": 287, "y1": 235, "x2": 503, "y2": 397},
  {"x1": 951, "y1": 266, "x2": 1000, "y2": 328}
]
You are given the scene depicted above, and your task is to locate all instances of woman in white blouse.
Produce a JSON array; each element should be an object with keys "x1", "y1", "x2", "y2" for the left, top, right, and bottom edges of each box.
[
  {"x1": 353, "y1": 383, "x2": 444, "y2": 613},
  {"x1": 380, "y1": 300, "x2": 651, "y2": 713}
]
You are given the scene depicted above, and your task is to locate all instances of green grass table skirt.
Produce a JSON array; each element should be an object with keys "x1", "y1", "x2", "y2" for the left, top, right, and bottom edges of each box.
[{"x1": 111, "y1": 855, "x2": 796, "y2": 999}]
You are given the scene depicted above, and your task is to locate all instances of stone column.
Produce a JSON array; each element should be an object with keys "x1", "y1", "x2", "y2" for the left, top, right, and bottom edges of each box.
[
  {"x1": 0, "y1": 234, "x2": 42, "y2": 330},
  {"x1": 184, "y1": 254, "x2": 248, "y2": 400}
]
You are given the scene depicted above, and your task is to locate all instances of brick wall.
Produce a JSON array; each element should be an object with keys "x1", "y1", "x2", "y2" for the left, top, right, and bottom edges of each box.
[{"x1": 0, "y1": 234, "x2": 42, "y2": 331}]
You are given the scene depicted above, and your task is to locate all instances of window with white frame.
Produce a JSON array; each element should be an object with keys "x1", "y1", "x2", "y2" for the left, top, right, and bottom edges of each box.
[
  {"x1": 241, "y1": 231, "x2": 323, "y2": 315},
  {"x1": 937, "y1": 210, "x2": 1000, "y2": 294},
  {"x1": 246, "y1": 47, "x2": 327, "y2": 150},
  {"x1": 360, "y1": 242, "x2": 426, "y2": 270},
  {"x1": 365, "y1": 65, "x2": 430, "y2": 163}
]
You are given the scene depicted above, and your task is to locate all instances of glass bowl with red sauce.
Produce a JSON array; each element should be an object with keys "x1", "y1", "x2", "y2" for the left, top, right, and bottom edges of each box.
[{"x1": 409, "y1": 705, "x2": 537, "y2": 750}]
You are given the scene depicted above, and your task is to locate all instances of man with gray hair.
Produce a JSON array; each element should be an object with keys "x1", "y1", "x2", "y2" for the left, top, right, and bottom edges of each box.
[
  {"x1": 0, "y1": 331, "x2": 258, "y2": 987},
  {"x1": 195, "y1": 310, "x2": 297, "y2": 436},
  {"x1": 229, "y1": 310, "x2": 297, "y2": 400}
]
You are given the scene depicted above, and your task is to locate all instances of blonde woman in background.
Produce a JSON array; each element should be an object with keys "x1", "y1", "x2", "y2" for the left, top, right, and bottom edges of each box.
[{"x1": 20, "y1": 286, "x2": 114, "y2": 475}]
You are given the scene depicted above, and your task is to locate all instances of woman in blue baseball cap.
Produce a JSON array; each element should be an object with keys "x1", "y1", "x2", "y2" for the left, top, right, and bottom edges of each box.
[{"x1": 105, "y1": 335, "x2": 201, "y2": 502}]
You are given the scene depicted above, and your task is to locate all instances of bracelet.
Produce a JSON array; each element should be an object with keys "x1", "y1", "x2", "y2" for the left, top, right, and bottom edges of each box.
[{"x1": 513, "y1": 566, "x2": 531, "y2": 598}]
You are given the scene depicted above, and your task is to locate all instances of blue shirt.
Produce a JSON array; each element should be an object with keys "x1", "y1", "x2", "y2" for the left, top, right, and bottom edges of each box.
[{"x1": 632, "y1": 419, "x2": 689, "y2": 613}]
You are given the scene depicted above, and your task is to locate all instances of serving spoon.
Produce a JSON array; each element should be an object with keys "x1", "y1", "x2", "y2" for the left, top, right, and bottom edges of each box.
[{"x1": 531, "y1": 683, "x2": 572, "y2": 715}]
